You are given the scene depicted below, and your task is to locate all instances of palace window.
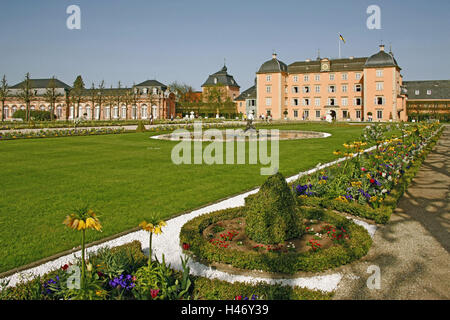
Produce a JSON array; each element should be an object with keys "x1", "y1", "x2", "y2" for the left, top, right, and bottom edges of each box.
[
  {"x1": 342, "y1": 84, "x2": 348, "y2": 93},
  {"x1": 375, "y1": 96, "x2": 385, "y2": 105},
  {"x1": 266, "y1": 75, "x2": 271, "y2": 82},
  {"x1": 354, "y1": 97, "x2": 362, "y2": 106},
  {"x1": 376, "y1": 69, "x2": 383, "y2": 77},
  {"x1": 316, "y1": 110, "x2": 321, "y2": 118},
  {"x1": 341, "y1": 98, "x2": 348, "y2": 106},
  {"x1": 303, "y1": 98, "x2": 310, "y2": 106},
  {"x1": 292, "y1": 98, "x2": 299, "y2": 106},
  {"x1": 376, "y1": 82, "x2": 384, "y2": 91},
  {"x1": 265, "y1": 98, "x2": 272, "y2": 106},
  {"x1": 328, "y1": 85, "x2": 336, "y2": 93},
  {"x1": 342, "y1": 73, "x2": 348, "y2": 80},
  {"x1": 303, "y1": 110, "x2": 309, "y2": 119},
  {"x1": 302, "y1": 86, "x2": 310, "y2": 93},
  {"x1": 304, "y1": 75, "x2": 309, "y2": 82},
  {"x1": 343, "y1": 110, "x2": 349, "y2": 118},
  {"x1": 328, "y1": 98, "x2": 336, "y2": 106},
  {"x1": 377, "y1": 110, "x2": 383, "y2": 119},
  {"x1": 329, "y1": 74, "x2": 335, "y2": 81},
  {"x1": 355, "y1": 73, "x2": 361, "y2": 80},
  {"x1": 314, "y1": 98, "x2": 320, "y2": 106},
  {"x1": 354, "y1": 84, "x2": 362, "y2": 92},
  {"x1": 292, "y1": 86, "x2": 299, "y2": 94},
  {"x1": 315, "y1": 74, "x2": 320, "y2": 81},
  {"x1": 293, "y1": 75, "x2": 298, "y2": 82},
  {"x1": 293, "y1": 110, "x2": 298, "y2": 118},
  {"x1": 356, "y1": 110, "x2": 361, "y2": 119},
  {"x1": 315, "y1": 85, "x2": 320, "y2": 93},
  {"x1": 266, "y1": 85, "x2": 271, "y2": 93}
]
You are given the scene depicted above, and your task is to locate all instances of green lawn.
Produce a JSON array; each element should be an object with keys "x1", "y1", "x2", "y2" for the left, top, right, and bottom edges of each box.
[{"x1": 0, "y1": 123, "x2": 364, "y2": 273}]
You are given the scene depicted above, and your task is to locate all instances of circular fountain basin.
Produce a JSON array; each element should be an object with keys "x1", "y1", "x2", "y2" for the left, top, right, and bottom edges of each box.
[{"x1": 151, "y1": 130, "x2": 331, "y2": 142}]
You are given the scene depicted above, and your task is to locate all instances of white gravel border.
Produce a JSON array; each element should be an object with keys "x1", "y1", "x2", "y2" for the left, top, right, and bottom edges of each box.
[{"x1": 1, "y1": 145, "x2": 380, "y2": 293}]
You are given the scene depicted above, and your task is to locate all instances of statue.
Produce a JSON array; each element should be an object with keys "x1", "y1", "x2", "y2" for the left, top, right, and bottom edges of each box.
[{"x1": 245, "y1": 110, "x2": 257, "y2": 132}]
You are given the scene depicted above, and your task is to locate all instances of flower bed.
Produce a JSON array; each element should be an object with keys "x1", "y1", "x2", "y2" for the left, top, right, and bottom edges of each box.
[
  {"x1": 292, "y1": 122, "x2": 443, "y2": 224},
  {"x1": 180, "y1": 206, "x2": 372, "y2": 274},
  {"x1": 0, "y1": 240, "x2": 330, "y2": 300},
  {"x1": 0, "y1": 127, "x2": 125, "y2": 141}
]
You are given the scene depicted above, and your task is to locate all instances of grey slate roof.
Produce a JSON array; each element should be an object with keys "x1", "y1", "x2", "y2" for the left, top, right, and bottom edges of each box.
[
  {"x1": 257, "y1": 57, "x2": 288, "y2": 73},
  {"x1": 135, "y1": 79, "x2": 167, "y2": 90},
  {"x1": 201, "y1": 65, "x2": 240, "y2": 88},
  {"x1": 403, "y1": 80, "x2": 450, "y2": 100},
  {"x1": 364, "y1": 50, "x2": 399, "y2": 69},
  {"x1": 235, "y1": 85, "x2": 256, "y2": 101},
  {"x1": 288, "y1": 57, "x2": 367, "y2": 73},
  {"x1": 10, "y1": 78, "x2": 71, "y2": 90}
]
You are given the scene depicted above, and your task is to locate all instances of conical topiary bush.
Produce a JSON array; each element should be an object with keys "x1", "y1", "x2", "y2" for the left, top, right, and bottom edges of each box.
[{"x1": 245, "y1": 172, "x2": 303, "y2": 244}]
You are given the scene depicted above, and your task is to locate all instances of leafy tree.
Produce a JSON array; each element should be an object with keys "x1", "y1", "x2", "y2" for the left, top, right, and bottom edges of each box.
[
  {"x1": 71, "y1": 75, "x2": 85, "y2": 119},
  {"x1": 0, "y1": 75, "x2": 9, "y2": 122}
]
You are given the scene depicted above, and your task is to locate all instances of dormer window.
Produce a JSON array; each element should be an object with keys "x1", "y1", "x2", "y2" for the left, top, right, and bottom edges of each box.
[
  {"x1": 415, "y1": 90, "x2": 420, "y2": 95},
  {"x1": 427, "y1": 89, "x2": 432, "y2": 95},
  {"x1": 214, "y1": 78, "x2": 218, "y2": 84}
]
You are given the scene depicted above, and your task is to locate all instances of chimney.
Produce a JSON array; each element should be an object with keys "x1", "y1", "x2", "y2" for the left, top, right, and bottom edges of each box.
[
  {"x1": 379, "y1": 44, "x2": 385, "y2": 52},
  {"x1": 305, "y1": 59, "x2": 311, "y2": 62},
  {"x1": 272, "y1": 52, "x2": 277, "y2": 59},
  {"x1": 349, "y1": 56, "x2": 354, "y2": 60}
]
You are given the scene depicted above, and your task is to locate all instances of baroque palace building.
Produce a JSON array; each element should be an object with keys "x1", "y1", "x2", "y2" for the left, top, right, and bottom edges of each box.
[
  {"x1": 1, "y1": 78, "x2": 176, "y2": 121},
  {"x1": 236, "y1": 44, "x2": 409, "y2": 122},
  {"x1": 236, "y1": 44, "x2": 450, "y2": 122}
]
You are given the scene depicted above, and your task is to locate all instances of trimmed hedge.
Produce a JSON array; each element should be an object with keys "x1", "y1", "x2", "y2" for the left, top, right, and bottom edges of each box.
[
  {"x1": 296, "y1": 128, "x2": 444, "y2": 224},
  {"x1": 246, "y1": 172, "x2": 303, "y2": 244},
  {"x1": 180, "y1": 206, "x2": 372, "y2": 274},
  {"x1": 191, "y1": 277, "x2": 333, "y2": 300}
]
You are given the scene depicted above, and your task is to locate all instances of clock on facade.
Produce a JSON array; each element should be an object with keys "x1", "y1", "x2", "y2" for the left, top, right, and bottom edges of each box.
[{"x1": 321, "y1": 62, "x2": 329, "y2": 71}]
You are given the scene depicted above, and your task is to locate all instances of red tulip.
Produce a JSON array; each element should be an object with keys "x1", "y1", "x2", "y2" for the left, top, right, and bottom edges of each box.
[{"x1": 151, "y1": 289, "x2": 160, "y2": 299}]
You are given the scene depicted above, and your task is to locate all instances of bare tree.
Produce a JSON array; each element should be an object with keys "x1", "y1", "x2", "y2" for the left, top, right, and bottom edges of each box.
[
  {"x1": 18, "y1": 73, "x2": 34, "y2": 122},
  {"x1": 0, "y1": 75, "x2": 9, "y2": 122},
  {"x1": 44, "y1": 76, "x2": 62, "y2": 121},
  {"x1": 89, "y1": 82, "x2": 97, "y2": 120},
  {"x1": 115, "y1": 81, "x2": 122, "y2": 120}
]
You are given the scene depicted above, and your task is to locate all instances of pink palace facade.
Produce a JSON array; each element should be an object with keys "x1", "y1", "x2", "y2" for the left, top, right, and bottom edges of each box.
[{"x1": 237, "y1": 44, "x2": 408, "y2": 122}]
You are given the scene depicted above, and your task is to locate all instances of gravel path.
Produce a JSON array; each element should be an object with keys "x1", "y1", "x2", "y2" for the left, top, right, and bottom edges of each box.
[{"x1": 333, "y1": 125, "x2": 450, "y2": 299}]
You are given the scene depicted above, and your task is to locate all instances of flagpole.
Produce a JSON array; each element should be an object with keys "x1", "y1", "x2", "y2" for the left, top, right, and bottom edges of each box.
[{"x1": 338, "y1": 35, "x2": 341, "y2": 59}]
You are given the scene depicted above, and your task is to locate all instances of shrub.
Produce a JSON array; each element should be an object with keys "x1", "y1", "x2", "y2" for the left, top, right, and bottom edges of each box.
[
  {"x1": 136, "y1": 121, "x2": 146, "y2": 132},
  {"x1": 12, "y1": 109, "x2": 55, "y2": 121},
  {"x1": 245, "y1": 172, "x2": 303, "y2": 244}
]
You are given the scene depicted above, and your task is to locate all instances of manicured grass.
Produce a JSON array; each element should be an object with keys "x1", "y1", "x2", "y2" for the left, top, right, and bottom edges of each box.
[{"x1": 0, "y1": 123, "x2": 364, "y2": 273}]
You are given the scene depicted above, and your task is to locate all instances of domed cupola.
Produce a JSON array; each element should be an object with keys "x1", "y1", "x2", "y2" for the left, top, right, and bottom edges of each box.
[
  {"x1": 257, "y1": 53, "x2": 288, "y2": 73},
  {"x1": 364, "y1": 44, "x2": 399, "y2": 68}
]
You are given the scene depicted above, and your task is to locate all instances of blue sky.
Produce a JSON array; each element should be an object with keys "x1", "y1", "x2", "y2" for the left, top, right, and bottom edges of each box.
[{"x1": 1, "y1": 0, "x2": 449, "y2": 90}]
